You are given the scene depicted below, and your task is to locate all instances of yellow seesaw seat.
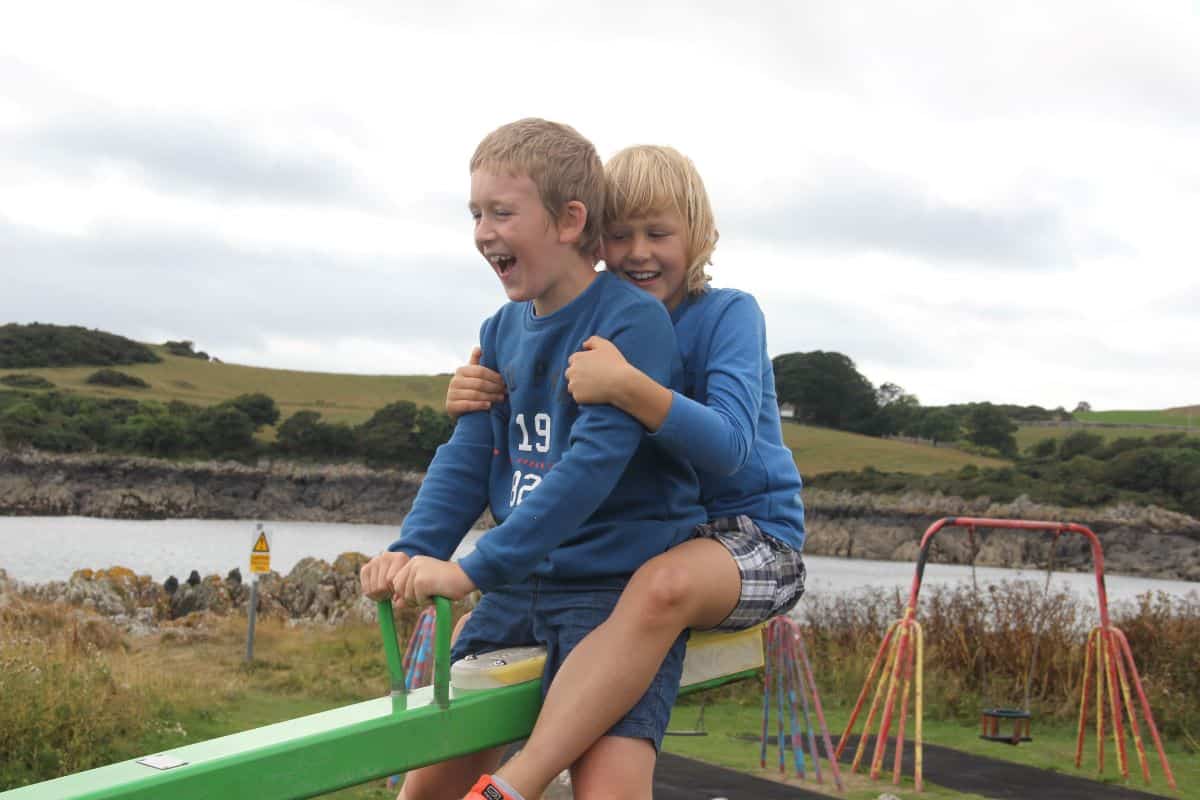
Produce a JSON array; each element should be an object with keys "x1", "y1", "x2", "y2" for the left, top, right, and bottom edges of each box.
[{"x1": 450, "y1": 625, "x2": 765, "y2": 691}]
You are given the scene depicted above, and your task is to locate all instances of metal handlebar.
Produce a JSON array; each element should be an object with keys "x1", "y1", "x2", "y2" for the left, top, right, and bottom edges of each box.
[{"x1": 376, "y1": 596, "x2": 453, "y2": 711}]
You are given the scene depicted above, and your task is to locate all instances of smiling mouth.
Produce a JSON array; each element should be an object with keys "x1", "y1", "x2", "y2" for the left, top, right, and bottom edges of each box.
[
  {"x1": 489, "y1": 254, "x2": 516, "y2": 276},
  {"x1": 625, "y1": 270, "x2": 660, "y2": 282}
]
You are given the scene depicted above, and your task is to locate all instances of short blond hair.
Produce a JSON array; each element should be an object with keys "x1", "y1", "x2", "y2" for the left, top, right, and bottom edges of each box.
[
  {"x1": 604, "y1": 145, "x2": 718, "y2": 295},
  {"x1": 470, "y1": 118, "x2": 605, "y2": 257}
]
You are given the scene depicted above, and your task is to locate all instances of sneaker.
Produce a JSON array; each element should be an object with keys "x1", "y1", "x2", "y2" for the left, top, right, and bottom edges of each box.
[{"x1": 464, "y1": 774, "x2": 521, "y2": 800}]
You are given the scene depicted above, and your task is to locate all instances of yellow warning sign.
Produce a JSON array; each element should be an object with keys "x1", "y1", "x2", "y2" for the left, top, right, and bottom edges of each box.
[{"x1": 249, "y1": 527, "x2": 271, "y2": 574}]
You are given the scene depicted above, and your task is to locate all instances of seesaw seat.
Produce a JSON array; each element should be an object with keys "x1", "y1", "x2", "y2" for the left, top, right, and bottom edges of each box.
[{"x1": 451, "y1": 625, "x2": 766, "y2": 691}]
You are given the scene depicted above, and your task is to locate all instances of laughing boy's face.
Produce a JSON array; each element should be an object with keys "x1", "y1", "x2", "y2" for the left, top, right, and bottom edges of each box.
[{"x1": 470, "y1": 168, "x2": 581, "y2": 316}]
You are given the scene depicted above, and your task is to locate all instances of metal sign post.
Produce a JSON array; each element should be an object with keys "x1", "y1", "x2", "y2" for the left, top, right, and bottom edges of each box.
[{"x1": 246, "y1": 523, "x2": 271, "y2": 663}]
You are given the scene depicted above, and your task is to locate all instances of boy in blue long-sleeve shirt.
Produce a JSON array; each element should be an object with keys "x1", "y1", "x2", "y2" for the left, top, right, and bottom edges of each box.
[
  {"x1": 359, "y1": 120, "x2": 705, "y2": 800},
  {"x1": 446, "y1": 145, "x2": 806, "y2": 800}
]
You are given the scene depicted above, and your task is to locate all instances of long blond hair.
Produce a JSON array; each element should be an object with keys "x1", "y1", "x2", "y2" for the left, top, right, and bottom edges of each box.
[{"x1": 604, "y1": 145, "x2": 718, "y2": 294}]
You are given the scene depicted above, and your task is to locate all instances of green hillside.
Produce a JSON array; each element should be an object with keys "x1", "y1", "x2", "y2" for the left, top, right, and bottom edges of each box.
[
  {"x1": 1075, "y1": 409, "x2": 1197, "y2": 427},
  {"x1": 783, "y1": 421, "x2": 1009, "y2": 475},
  {"x1": 1014, "y1": 424, "x2": 1185, "y2": 450},
  {"x1": 1, "y1": 351, "x2": 1017, "y2": 475},
  {"x1": 0, "y1": 347, "x2": 450, "y2": 425}
]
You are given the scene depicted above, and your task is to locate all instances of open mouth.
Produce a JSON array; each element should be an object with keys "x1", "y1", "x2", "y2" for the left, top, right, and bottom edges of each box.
[
  {"x1": 624, "y1": 270, "x2": 660, "y2": 283},
  {"x1": 489, "y1": 254, "x2": 516, "y2": 276}
]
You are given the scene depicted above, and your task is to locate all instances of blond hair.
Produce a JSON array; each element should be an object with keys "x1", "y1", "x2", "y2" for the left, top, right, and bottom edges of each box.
[
  {"x1": 604, "y1": 145, "x2": 718, "y2": 295},
  {"x1": 470, "y1": 118, "x2": 605, "y2": 257}
]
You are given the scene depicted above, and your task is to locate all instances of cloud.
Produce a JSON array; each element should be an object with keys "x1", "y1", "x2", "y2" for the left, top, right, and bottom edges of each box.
[
  {"x1": 9, "y1": 112, "x2": 380, "y2": 208},
  {"x1": 0, "y1": 218, "x2": 499, "y2": 370},
  {"x1": 727, "y1": 165, "x2": 1074, "y2": 269}
]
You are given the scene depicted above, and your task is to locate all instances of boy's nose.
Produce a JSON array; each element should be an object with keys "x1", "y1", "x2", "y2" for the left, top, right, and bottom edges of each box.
[
  {"x1": 629, "y1": 236, "x2": 650, "y2": 261},
  {"x1": 475, "y1": 219, "x2": 495, "y2": 244}
]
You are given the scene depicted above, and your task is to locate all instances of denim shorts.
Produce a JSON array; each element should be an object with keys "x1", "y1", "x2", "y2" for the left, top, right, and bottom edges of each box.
[{"x1": 451, "y1": 578, "x2": 689, "y2": 750}]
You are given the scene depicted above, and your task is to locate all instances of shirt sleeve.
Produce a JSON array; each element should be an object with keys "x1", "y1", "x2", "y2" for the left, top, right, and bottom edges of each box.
[
  {"x1": 650, "y1": 293, "x2": 763, "y2": 476},
  {"x1": 389, "y1": 319, "x2": 496, "y2": 561},
  {"x1": 457, "y1": 301, "x2": 676, "y2": 591}
]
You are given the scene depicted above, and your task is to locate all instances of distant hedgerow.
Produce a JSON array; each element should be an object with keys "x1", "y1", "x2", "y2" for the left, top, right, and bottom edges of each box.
[
  {"x1": 0, "y1": 374, "x2": 54, "y2": 389},
  {"x1": 85, "y1": 369, "x2": 150, "y2": 389}
]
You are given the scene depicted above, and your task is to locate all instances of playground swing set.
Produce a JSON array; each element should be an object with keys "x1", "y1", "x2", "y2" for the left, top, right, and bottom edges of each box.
[
  {"x1": 836, "y1": 516, "x2": 1178, "y2": 793},
  {"x1": 1, "y1": 515, "x2": 1181, "y2": 798}
]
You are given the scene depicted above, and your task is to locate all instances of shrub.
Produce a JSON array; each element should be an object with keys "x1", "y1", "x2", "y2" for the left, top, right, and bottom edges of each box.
[
  {"x1": 1026, "y1": 437, "x2": 1057, "y2": 459},
  {"x1": 163, "y1": 340, "x2": 210, "y2": 360},
  {"x1": 223, "y1": 393, "x2": 279, "y2": 429},
  {"x1": 0, "y1": 323, "x2": 160, "y2": 368},
  {"x1": 0, "y1": 374, "x2": 53, "y2": 389},
  {"x1": 85, "y1": 369, "x2": 149, "y2": 389},
  {"x1": 1059, "y1": 430, "x2": 1104, "y2": 460}
]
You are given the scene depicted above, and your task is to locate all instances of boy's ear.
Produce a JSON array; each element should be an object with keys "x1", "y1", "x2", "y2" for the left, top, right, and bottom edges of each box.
[{"x1": 555, "y1": 200, "x2": 588, "y2": 246}]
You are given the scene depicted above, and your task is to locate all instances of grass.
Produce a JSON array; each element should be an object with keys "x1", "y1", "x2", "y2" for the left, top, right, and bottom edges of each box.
[
  {"x1": 0, "y1": 346, "x2": 451, "y2": 425},
  {"x1": 665, "y1": 687, "x2": 1198, "y2": 799},
  {"x1": 782, "y1": 421, "x2": 1010, "y2": 476},
  {"x1": 1076, "y1": 409, "x2": 1198, "y2": 428},
  {"x1": 1014, "y1": 424, "x2": 1185, "y2": 451},
  {"x1": 4, "y1": 597, "x2": 1196, "y2": 799}
]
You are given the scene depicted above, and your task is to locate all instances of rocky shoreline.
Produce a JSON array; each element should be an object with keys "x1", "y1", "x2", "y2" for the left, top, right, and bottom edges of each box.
[
  {"x1": 0, "y1": 555, "x2": 384, "y2": 636},
  {"x1": 3, "y1": 450, "x2": 1200, "y2": 583}
]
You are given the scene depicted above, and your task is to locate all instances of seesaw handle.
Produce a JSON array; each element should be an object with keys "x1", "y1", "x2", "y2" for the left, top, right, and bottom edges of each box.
[{"x1": 376, "y1": 596, "x2": 453, "y2": 710}]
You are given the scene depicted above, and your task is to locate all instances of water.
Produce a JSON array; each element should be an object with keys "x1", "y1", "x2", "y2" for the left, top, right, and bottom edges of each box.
[{"x1": 1, "y1": 517, "x2": 1196, "y2": 607}]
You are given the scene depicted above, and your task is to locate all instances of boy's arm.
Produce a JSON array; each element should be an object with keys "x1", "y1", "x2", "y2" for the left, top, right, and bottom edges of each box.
[
  {"x1": 647, "y1": 293, "x2": 764, "y2": 475},
  {"x1": 568, "y1": 294, "x2": 764, "y2": 477},
  {"x1": 388, "y1": 321, "x2": 498, "y2": 563},
  {"x1": 456, "y1": 302, "x2": 676, "y2": 592}
]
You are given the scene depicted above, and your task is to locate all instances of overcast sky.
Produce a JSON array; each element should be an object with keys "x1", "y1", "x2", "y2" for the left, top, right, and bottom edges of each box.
[{"x1": 2, "y1": 1, "x2": 1197, "y2": 410}]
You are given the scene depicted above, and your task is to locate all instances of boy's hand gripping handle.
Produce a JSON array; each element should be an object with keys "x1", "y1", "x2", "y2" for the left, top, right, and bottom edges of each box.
[{"x1": 376, "y1": 597, "x2": 453, "y2": 711}]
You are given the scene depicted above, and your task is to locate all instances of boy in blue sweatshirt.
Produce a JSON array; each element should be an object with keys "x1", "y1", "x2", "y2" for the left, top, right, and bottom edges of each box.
[
  {"x1": 446, "y1": 145, "x2": 806, "y2": 800},
  {"x1": 359, "y1": 120, "x2": 705, "y2": 800}
]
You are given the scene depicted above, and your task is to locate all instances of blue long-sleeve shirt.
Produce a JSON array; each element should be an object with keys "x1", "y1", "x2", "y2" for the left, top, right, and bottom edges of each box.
[
  {"x1": 392, "y1": 271, "x2": 705, "y2": 591},
  {"x1": 650, "y1": 288, "x2": 806, "y2": 551}
]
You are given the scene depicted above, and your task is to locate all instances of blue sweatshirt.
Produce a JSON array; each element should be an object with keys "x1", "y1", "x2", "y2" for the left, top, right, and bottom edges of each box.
[
  {"x1": 649, "y1": 288, "x2": 806, "y2": 551},
  {"x1": 392, "y1": 271, "x2": 705, "y2": 591}
]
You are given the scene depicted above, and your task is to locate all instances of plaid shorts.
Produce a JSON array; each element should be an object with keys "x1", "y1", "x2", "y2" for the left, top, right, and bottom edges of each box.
[{"x1": 695, "y1": 515, "x2": 806, "y2": 631}]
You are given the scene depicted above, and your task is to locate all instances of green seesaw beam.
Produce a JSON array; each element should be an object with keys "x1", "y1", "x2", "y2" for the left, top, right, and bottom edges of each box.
[{"x1": 2, "y1": 598, "x2": 760, "y2": 800}]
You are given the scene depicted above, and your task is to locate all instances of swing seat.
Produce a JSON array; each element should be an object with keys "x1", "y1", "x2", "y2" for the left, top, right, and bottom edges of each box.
[
  {"x1": 450, "y1": 625, "x2": 765, "y2": 691},
  {"x1": 980, "y1": 707, "x2": 1032, "y2": 744}
]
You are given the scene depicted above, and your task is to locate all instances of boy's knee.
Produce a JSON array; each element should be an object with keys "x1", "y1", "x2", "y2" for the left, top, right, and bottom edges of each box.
[{"x1": 625, "y1": 560, "x2": 693, "y2": 627}]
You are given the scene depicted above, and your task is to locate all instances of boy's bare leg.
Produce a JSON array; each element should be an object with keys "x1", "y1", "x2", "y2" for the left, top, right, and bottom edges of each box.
[
  {"x1": 397, "y1": 748, "x2": 505, "y2": 800},
  {"x1": 497, "y1": 538, "x2": 740, "y2": 798},
  {"x1": 569, "y1": 736, "x2": 656, "y2": 800}
]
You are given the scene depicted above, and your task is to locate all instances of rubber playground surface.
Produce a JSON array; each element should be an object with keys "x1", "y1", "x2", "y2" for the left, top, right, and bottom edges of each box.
[{"x1": 654, "y1": 738, "x2": 1168, "y2": 799}]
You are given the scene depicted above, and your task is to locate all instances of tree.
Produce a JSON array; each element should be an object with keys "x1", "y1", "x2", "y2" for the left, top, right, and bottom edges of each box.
[
  {"x1": 277, "y1": 410, "x2": 356, "y2": 458},
  {"x1": 1073, "y1": 401, "x2": 1092, "y2": 414},
  {"x1": 1059, "y1": 430, "x2": 1103, "y2": 460},
  {"x1": 918, "y1": 410, "x2": 960, "y2": 445},
  {"x1": 189, "y1": 405, "x2": 256, "y2": 454},
  {"x1": 224, "y1": 393, "x2": 280, "y2": 429},
  {"x1": 964, "y1": 403, "x2": 1018, "y2": 456},
  {"x1": 772, "y1": 351, "x2": 878, "y2": 432},
  {"x1": 871, "y1": 383, "x2": 921, "y2": 436}
]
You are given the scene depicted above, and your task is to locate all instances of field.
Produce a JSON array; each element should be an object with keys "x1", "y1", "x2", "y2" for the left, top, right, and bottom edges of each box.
[
  {"x1": 1075, "y1": 409, "x2": 1198, "y2": 428},
  {"x1": 4, "y1": 606, "x2": 1194, "y2": 799},
  {"x1": 782, "y1": 421, "x2": 1010, "y2": 475},
  {"x1": 1014, "y1": 424, "x2": 1184, "y2": 451},
  {"x1": 0, "y1": 347, "x2": 451, "y2": 425},
  {"x1": 3, "y1": 352, "x2": 1020, "y2": 475}
]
